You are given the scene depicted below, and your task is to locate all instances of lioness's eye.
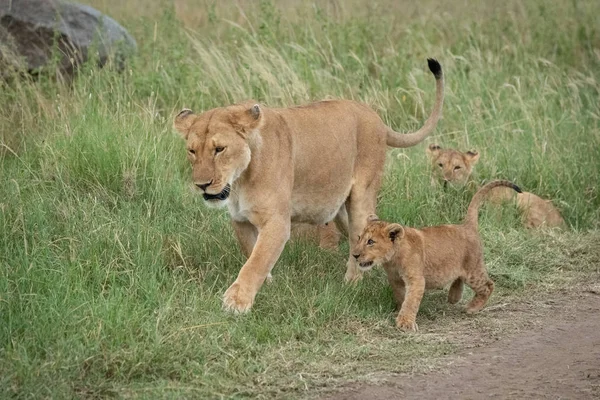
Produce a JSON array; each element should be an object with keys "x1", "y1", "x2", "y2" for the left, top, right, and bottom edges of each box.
[
  {"x1": 438, "y1": 163, "x2": 443, "y2": 168},
  {"x1": 188, "y1": 149, "x2": 195, "y2": 155},
  {"x1": 454, "y1": 166, "x2": 461, "y2": 170},
  {"x1": 215, "y1": 146, "x2": 225, "y2": 154},
  {"x1": 367, "y1": 239, "x2": 374, "y2": 245}
]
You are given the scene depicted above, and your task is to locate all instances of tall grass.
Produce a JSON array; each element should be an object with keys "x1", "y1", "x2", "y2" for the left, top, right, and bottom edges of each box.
[{"x1": 1, "y1": 0, "x2": 599, "y2": 397}]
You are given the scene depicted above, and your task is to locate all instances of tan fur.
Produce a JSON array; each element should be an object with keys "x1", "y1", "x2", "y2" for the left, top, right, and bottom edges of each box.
[
  {"x1": 291, "y1": 222, "x2": 342, "y2": 250},
  {"x1": 352, "y1": 181, "x2": 519, "y2": 331},
  {"x1": 426, "y1": 144, "x2": 480, "y2": 186},
  {"x1": 174, "y1": 60, "x2": 444, "y2": 312},
  {"x1": 486, "y1": 187, "x2": 565, "y2": 229},
  {"x1": 427, "y1": 145, "x2": 565, "y2": 229}
]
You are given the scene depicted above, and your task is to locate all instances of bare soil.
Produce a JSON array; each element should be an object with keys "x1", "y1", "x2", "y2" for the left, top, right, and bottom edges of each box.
[{"x1": 323, "y1": 288, "x2": 600, "y2": 400}]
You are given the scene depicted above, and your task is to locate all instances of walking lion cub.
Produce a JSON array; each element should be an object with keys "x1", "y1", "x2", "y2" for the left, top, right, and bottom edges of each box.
[{"x1": 352, "y1": 180, "x2": 521, "y2": 332}]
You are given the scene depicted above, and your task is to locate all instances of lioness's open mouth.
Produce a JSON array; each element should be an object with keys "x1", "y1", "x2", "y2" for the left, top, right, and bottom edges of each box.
[
  {"x1": 203, "y1": 184, "x2": 231, "y2": 201},
  {"x1": 359, "y1": 261, "x2": 374, "y2": 269}
]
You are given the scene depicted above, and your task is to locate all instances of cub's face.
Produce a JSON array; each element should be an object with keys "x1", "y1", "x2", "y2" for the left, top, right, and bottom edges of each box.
[
  {"x1": 173, "y1": 104, "x2": 262, "y2": 207},
  {"x1": 427, "y1": 144, "x2": 480, "y2": 186},
  {"x1": 352, "y1": 216, "x2": 404, "y2": 271}
]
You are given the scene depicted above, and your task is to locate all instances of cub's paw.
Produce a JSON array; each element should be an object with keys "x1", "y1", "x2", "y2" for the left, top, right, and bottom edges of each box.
[
  {"x1": 223, "y1": 282, "x2": 253, "y2": 313},
  {"x1": 465, "y1": 304, "x2": 483, "y2": 314},
  {"x1": 396, "y1": 316, "x2": 418, "y2": 332},
  {"x1": 265, "y1": 272, "x2": 273, "y2": 284},
  {"x1": 344, "y1": 271, "x2": 363, "y2": 284}
]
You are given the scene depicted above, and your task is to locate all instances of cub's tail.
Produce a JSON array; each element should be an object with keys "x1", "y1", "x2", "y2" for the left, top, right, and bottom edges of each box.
[
  {"x1": 464, "y1": 180, "x2": 522, "y2": 228},
  {"x1": 386, "y1": 58, "x2": 444, "y2": 148}
]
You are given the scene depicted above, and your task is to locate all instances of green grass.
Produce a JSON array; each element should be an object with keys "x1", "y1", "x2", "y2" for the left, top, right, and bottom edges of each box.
[{"x1": 1, "y1": 0, "x2": 599, "y2": 398}]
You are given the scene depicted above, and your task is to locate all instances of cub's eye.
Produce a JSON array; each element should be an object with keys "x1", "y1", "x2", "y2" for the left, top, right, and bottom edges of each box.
[
  {"x1": 367, "y1": 239, "x2": 375, "y2": 246},
  {"x1": 454, "y1": 166, "x2": 462, "y2": 170},
  {"x1": 438, "y1": 163, "x2": 443, "y2": 168},
  {"x1": 215, "y1": 146, "x2": 225, "y2": 154},
  {"x1": 188, "y1": 149, "x2": 195, "y2": 155}
]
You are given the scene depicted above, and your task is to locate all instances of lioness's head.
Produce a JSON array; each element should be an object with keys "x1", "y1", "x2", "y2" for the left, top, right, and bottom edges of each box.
[
  {"x1": 426, "y1": 144, "x2": 479, "y2": 186},
  {"x1": 173, "y1": 102, "x2": 263, "y2": 206},
  {"x1": 352, "y1": 215, "x2": 404, "y2": 271}
]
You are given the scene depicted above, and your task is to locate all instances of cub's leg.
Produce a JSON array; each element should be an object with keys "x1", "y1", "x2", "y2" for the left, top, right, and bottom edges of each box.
[
  {"x1": 396, "y1": 274, "x2": 425, "y2": 332},
  {"x1": 223, "y1": 217, "x2": 290, "y2": 313},
  {"x1": 464, "y1": 260, "x2": 494, "y2": 314},
  {"x1": 383, "y1": 263, "x2": 406, "y2": 309},
  {"x1": 447, "y1": 278, "x2": 464, "y2": 304}
]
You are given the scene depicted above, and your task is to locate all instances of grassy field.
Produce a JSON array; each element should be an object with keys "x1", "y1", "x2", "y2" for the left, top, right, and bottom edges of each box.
[{"x1": 1, "y1": 0, "x2": 599, "y2": 398}]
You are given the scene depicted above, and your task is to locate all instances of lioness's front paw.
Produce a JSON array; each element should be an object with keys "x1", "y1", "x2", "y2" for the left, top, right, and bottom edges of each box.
[
  {"x1": 223, "y1": 282, "x2": 254, "y2": 313},
  {"x1": 396, "y1": 316, "x2": 418, "y2": 332}
]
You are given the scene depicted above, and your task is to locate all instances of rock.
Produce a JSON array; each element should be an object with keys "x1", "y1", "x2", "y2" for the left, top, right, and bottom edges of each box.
[{"x1": 0, "y1": 0, "x2": 136, "y2": 76}]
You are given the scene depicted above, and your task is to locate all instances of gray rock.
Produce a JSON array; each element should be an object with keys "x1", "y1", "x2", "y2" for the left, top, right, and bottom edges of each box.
[{"x1": 0, "y1": 0, "x2": 136, "y2": 75}]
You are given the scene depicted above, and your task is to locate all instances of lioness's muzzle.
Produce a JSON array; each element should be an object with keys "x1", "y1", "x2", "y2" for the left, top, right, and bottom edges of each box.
[{"x1": 203, "y1": 184, "x2": 231, "y2": 201}]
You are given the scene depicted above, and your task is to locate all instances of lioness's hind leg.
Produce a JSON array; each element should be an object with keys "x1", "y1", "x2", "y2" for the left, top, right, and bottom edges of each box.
[
  {"x1": 448, "y1": 278, "x2": 464, "y2": 304},
  {"x1": 334, "y1": 205, "x2": 349, "y2": 237},
  {"x1": 232, "y1": 220, "x2": 258, "y2": 259},
  {"x1": 344, "y1": 144, "x2": 384, "y2": 283},
  {"x1": 465, "y1": 262, "x2": 494, "y2": 314},
  {"x1": 344, "y1": 192, "x2": 378, "y2": 283}
]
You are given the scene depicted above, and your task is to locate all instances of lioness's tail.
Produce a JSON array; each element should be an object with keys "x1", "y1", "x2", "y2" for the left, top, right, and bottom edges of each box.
[
  {"x1": 464, "y1": 180, "x2": 522, "y2": 228},
  {"x1": 386, "y1": 58, "x2": 444, "y2": 148}
]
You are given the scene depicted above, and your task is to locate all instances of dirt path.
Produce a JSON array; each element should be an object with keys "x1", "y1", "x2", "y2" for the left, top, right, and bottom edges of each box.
[{"x1": 324, "y1": 291, "x2": 600, "y2": 400}]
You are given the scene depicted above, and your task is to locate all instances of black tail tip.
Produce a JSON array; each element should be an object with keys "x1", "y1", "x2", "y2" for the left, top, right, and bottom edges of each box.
[
  {"x1": 427, "y1": 58, "x2": 442, "y2": 79},
  {"x1": 512, "y1": 183, "x2": 523, "y2": 193}
]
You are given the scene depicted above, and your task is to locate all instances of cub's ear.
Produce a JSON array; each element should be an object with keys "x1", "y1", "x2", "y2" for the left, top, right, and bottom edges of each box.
[
  {"x1": 231, "y1": 104, "x2": 263, "y2": 136},
  {"x1": 386, "y1": 223, "x2": 404, "y2": 242},
  {"x1": 173, "y1": 108, "x2": 196, "y2": 139},
  {"x1": 366, "y1": 214, "x2": 379, "y2": 223},
  {"x1": 465, "y1": 150, "x2": 480, "y2": 165},
  {"x1": 426, "y1": 143, "x2": 442, "y2": 158}
]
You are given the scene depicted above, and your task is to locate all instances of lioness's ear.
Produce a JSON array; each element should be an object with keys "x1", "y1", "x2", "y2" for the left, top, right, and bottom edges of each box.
[
  {"x1": 231, "y1": 104, "x2": 263, "y2": 136},
  {"x1": 465, "y1": 150, "x2": 480, "y2": 165},
  {"x1": 427, "y1": 143, "x2": 441, "y2": 158},
  {"x1": 387, "y1": 223, "x2": 404, "y2": 242},
  {"x1": 366, "y1": 214, "x2": 379, "y2": 223},
  {"x1": 173, "y1": 108, "x2": 196, "y2": 139}
]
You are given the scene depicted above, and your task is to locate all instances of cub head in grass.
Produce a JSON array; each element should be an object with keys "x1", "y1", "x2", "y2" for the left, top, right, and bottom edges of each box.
[{"x1": 426, "y1": 144, "x2": 479, "y2": 186}]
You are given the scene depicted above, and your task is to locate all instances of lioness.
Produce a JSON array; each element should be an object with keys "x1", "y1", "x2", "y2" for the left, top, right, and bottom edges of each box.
[
  {"x1": 291, "y1": 222, "x2": 342, "y2": 250},
  {"x1": 427, "y1": 144, "x2": 565, "y2": 229},
  {"x1": 352, "y1": 180, "x2": 521, "y2": 331},
  {"x1": 173, "y1": 59, "x2": 444, "y2": 313}
]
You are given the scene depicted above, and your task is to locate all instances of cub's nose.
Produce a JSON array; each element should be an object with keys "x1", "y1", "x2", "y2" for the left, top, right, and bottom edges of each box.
[
  {"x1": 196, "y1": 180, "x2": 213, "y2": 191},
  {"x1": 353, "y1": 254, "x2": 360, "y2": 260}
]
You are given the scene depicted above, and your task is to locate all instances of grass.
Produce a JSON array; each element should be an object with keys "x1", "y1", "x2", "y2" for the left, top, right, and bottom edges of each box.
[{"x1": 1, "y1": 0, "x2": 599, "y2": 398}]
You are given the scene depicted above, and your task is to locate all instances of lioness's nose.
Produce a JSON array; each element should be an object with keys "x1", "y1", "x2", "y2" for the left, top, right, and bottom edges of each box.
[
  {"x1": 353, "y1": 254, "x2": 360, "y2": 260},
  {"x1": 196, "y1": 180, "x2": 213, "y2": 191}
]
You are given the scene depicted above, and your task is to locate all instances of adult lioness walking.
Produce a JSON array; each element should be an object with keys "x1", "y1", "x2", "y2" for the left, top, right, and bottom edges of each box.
[{"x1": 174, "y1": 59, "x2": 444, "y2": 313}]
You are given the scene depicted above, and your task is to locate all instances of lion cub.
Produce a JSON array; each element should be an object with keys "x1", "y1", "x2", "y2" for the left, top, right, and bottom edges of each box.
[
  {"x1": 426, "y1": 143, "x2": 480, "y2": 186},
  {"x1": 427, "y1": 144, "x2": 565, "y2": 229},
  {"x1": 353, "y1": 180, "x2": 521, "y2": 332}
]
